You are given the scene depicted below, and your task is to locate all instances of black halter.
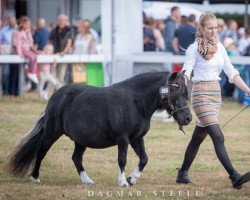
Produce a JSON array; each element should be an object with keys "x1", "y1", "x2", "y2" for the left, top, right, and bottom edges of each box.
[{"x1": 159, "y1": 74, "x2": 189, "y2": 117}]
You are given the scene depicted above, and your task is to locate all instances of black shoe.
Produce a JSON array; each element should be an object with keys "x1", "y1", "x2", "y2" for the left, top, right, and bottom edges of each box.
[
  {"x1": 176, "y1": 169, "x2": 192, "y2": 184},
  {"x1": 229, "y1": 171, "x2": 250, "y2": 189}
]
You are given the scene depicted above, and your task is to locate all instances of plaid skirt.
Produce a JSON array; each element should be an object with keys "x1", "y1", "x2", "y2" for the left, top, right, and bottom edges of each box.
[{"x1": 191, "y1": 81, "x2": 222, "y2": 127}]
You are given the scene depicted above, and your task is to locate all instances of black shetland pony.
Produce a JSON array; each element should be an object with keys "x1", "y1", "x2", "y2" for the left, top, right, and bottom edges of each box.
[{"x1": 7, "y1": 71, "x2": 192, "y2": 187}]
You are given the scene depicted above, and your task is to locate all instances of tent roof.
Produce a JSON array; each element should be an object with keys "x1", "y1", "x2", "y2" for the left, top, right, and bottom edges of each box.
[{"x1": 143, "y1": 0, "x2": 247, "y2": 4}]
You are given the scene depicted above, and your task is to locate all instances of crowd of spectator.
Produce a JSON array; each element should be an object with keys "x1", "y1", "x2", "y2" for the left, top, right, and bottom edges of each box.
[
  {"x1": 1, "y1": 9, "x2": 250, "y2": 100},
  {"x1": 143, "y1": 6, "x2": 250, "y2": 57},
  {"x1": 0, "y1": 14, "x2": 99, "y2": 100},
  {"x1": 143, "y1": 6, "x2": 250, "y2": 99}
]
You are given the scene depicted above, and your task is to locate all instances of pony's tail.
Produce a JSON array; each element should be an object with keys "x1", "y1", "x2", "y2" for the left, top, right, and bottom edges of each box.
[{"x1": 6, "y1": 113, "x2": 45, "y2": 177}]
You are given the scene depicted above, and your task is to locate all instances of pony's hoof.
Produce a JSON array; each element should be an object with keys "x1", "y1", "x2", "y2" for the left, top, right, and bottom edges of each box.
[
  {"x1": 119, "y1": 181, "x2": 129, "y2": 187},
  {"x1": 126, "y1": 177, "x2": 134, "y2": 186},
  {"x1": 82, "y1": 180, "x2": 95, "y2": 185},
  {"x1": 29, "y1": 176, "x2": 41, "y2": 183}
]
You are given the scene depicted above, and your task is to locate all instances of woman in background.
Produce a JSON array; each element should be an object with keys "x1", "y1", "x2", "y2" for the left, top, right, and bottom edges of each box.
[{"x1": 72, "y1": 19, "x2": 95, "y2": 54}]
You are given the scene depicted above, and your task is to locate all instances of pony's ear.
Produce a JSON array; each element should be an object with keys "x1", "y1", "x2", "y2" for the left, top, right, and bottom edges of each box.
[{"x1": 169, "y1": 72, "x2": 178, "y2": 81}]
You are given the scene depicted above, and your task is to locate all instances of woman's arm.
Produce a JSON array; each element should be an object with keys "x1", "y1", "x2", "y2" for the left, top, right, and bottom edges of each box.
[
  {"x1": 181, "y1": 43, "x2": 197, "y2": 80},
  {"x1": 88, "y1": 35, "x2": 95, "y2": 54},
  {"x1": 172, "y1": 37, "x2": 179, "y2": 54},
  {"x1": 233, "y1": 75, "x2": 250, "y2": 96},
  {"x1": 220, "y1": 43, "x2": 239, "y2": 83}
]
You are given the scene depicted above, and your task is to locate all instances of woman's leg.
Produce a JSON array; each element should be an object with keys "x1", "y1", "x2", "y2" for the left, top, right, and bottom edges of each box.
[
  {"x1": 177, "y1": 125, "x2": 207, "y2": 183},
  {"x1": 205, "y1": 124, "x2": 235, "y2": 175},
  {"x1": 47, "y1": 72, "x2": 62, "y2": 90},
  {"x1": 38, "y1": 72, "x2": 46, "y2": 99},
  {"x1": 180, "y1": 125, "x2": 208, "y2": 172},
  {"x1": 205, "y1": 124, "x2": 250, "y2": 189}
]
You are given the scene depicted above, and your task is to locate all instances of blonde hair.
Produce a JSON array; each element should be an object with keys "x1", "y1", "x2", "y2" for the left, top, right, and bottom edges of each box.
[
  {"x1": 196, "y1": 12, "x2": 217, "y2": 37},
  {"x1": 80, "y1": 19, "x2": 91, "y2": 34}
]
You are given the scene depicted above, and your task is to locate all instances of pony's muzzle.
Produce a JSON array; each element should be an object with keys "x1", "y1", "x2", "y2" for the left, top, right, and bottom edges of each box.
[{"x1": 184, "y1": 115, "x2": 192, "y2": 125}]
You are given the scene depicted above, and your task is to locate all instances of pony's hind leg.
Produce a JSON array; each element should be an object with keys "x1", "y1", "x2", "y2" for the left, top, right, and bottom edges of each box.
[
  {"x1": 72, "y1": 142, "x2": 94, "y2": 185},
  {"x1": 127, "y1": 138, "x2": 148, "y2": 185},
  {"x1": 30, "y1": 131, "x2": 62, "y2": 183}
]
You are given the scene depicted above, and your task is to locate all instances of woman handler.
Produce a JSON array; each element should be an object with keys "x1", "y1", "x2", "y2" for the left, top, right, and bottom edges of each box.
[{"x1": 177, "y1": 12, "x2": 250, "y2": 189}]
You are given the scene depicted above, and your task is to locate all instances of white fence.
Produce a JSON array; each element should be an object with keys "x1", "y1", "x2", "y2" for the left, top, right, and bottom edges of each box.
[
  {"x1": 1, "y1": 53, "x2": 250, "y2": 96},
  {"x1": 1, "y1": 53, "x2": 250, "y2": 64},
  {"x1": 0, "y1": 54, "x2": 106, "y2": 64}
]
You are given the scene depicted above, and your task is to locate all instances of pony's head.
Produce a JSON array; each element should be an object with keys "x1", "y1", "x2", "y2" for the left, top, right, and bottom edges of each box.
[{"x1": 159, "y1": 71, "x2": 192, "y2": 128}]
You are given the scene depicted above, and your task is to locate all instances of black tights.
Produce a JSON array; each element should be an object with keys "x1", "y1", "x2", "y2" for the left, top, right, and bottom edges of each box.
[{"x1": 180, "y1": 124, "x2": 235, "y2": 175}]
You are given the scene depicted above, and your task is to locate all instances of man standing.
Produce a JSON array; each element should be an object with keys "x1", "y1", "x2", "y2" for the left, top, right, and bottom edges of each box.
[
  {"x1": 0, "y1": 16, "x2": 17, "y2": 96},
  {"x1": 49, "y1": 14, "x2": 73, "y2": 85},
  {"x1": 33, "y1": 18, "x2": 50, "y2": 51},
  {"x1": 173, "y1": 14, "x2": 197, "y2": 55},
  {"x1": 163, "y1": 6, "x2": 181, "y2": 53}
]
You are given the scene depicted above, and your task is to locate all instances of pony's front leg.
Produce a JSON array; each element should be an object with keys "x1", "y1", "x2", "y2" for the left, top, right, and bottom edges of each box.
[
  {"x1": 117, "y1": 137, "x2": 129, "y2": 187},
  {"x1": 127, "y1": 138, "x2": 148, "y2": 186}
]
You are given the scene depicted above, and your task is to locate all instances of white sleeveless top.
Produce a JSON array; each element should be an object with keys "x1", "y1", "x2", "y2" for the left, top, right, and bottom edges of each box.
[
  {"x1": 182, "y1": 41, "x2": 239, "y2": 83},
  {"x1": 73, "y1": 33, "x2": 92, "y2": 55}
]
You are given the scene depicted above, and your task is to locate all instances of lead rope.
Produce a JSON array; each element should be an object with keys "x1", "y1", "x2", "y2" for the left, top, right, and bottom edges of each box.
[{"x1": 221, "y1": 105, "x2": 249, "y2": 129}]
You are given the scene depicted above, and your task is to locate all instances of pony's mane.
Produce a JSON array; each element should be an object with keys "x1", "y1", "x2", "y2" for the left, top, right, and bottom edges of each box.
[{"x1": 113, "y1": 71, "x2": 169, "y2": 87}]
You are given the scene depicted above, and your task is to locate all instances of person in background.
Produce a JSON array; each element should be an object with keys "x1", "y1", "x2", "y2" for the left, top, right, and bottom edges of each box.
[
  {"x1": 224, "y1": 37, "x2": 240, "y2": 57},
  {"x1": 38, "y1": 44, "x2": 61, "y2": 100},
  {"x1": 33, "y1": 18, "x2": 50, "y2": 51},
  {"x1": 72, "y1": 19, "x2": 95, "y2": 54},
  {"x1": 237, "y1": 27, "x2": 250, "y2": 56},
  {"x1": 143, "y1": 13, "x2": 156, "y2": 52},
  {"x1": 49, "y1": 14, "x2": 73, "y2": 85},
  {"x1": 88, "y1": 20, "x2": 99, "y2": 54},
  {"x1": 72, "y1": 16, "x2": 82, "y2": 37},
  {"x1": 221, "y1": 19, "x2": 238, "y2": 44},
  {"x1": 72, "y1": 17, "x2": 99, "y2": 53},
  {"x1": 220, "y1": 37, "x2": 241, "y2": 97},
  {"x1": 181, "y1": 15, "x2": 188, "y2": 25},
  {"x1": 48, "y1": 22, "x2": 55, "y2": 32},
  {"x1": 217, "y1": 18, "x2": 226, "y2": 42},
  {"x1": 147, "y1": 17, "x2": 165, "y2": 51},
  {"x1": 13, "y1": 16, "x2": 40, "y2": 84},
  {"x1": 155, "y1": 19, "x2": 166, "y2": 34},
  {"x1": 177, "y1": 12, "x2": 250, "y2": 189},
  {"x1": 173, "y1": 14, "x2": 196, "y2": 55},
  {"x1": 163, "y1": 6, "x2": 181, "y2": 53},
  {"x1": 0, "y1": 16, "x2": 17, "y2": 97}
]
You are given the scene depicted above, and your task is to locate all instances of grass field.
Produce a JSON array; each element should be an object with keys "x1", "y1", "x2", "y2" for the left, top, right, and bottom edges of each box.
[{"x1": 0, "y1": 93, "x2": 250, "y2": 200}]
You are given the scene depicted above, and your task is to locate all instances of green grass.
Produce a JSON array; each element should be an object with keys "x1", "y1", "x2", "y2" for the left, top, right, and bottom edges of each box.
[{"x1": 0, "y1": 94, "x2": 250, "y2": 200}]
